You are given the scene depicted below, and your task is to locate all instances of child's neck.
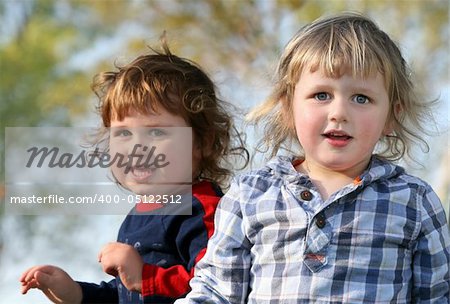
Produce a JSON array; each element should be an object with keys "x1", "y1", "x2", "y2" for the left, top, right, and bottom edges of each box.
[{"x1": 295, "y1": 159, "x2": 366, "y2": 200}]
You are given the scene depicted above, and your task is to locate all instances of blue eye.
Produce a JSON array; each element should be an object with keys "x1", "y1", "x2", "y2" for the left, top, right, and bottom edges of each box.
[
  {"x1": 148, "y1": 128, "x2": 166, "y2": 137},
  {"x1": 113, "y1": 129, "x2": 132, "y2": 137},
  {"x1": 315, "y1": 92, "x2": 330, "y2": 101},
  {"x1": 353, "y1": 94, "x2": 369, "y2": 104}
]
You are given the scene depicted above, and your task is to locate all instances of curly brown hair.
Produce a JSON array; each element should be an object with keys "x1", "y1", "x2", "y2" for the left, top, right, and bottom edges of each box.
[{"x1": 92, "y1": 40, "x2": 248, "y2": 188}]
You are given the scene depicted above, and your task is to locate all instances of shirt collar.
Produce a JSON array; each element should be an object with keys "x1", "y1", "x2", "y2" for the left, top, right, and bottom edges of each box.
[{"x1": 266, "y1": 155, "x2": 404, "y2": 187}]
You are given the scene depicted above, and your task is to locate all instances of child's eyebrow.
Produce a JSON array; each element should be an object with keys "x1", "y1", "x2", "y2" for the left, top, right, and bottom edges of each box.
[
  {"x1": 351, "y1": 86, "x2": 378, "y2": 96},
  {"x1": 306, "y1": 84, "x2": 331, "y2": 91},
  {"x1": 141, "y1": 124, "x2": 179, "y2": 128},
  {"x1": 110, "y1": 123, "x2": 180, "y2": 128}
]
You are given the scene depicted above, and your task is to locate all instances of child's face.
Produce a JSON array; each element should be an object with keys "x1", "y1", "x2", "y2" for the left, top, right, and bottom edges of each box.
[
  {"x1": 292, "y1": 67, "x2": 391, "y2": 176},
  {"x1": 109, "y1": 109, "x2": 199, "y2": 196}
]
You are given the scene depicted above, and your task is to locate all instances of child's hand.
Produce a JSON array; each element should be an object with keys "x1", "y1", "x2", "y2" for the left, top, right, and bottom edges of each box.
[
  {"x1": 19, "y1": 265, "x2": 82, "y2": 303},
  {"x1": 98, "y1": 242, "x2": 144, "y2": 292}
]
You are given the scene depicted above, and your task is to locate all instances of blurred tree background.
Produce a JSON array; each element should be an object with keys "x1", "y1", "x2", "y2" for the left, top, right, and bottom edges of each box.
[{"x1": 1, "y1": 0, "x2": 448, "y2": 302}]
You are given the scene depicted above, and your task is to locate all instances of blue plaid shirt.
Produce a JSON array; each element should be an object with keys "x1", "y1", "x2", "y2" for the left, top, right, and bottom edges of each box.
[{"x1": 176, "y1": 156, "x2": 450, "y2": 303}]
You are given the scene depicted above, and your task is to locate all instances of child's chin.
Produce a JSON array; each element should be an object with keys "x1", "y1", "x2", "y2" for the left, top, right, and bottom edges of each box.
[{"x1": 126, "y1": 184, "x2": 158, "y2": 196}]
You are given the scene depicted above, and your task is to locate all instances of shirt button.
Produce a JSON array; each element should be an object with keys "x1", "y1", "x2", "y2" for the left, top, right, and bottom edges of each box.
[
  {"x1": 300, "y1": 190, "x2": 313, "y2": 201},
  {"x1": 316, "y1": 213, "x2": 326, "y2": 228}
]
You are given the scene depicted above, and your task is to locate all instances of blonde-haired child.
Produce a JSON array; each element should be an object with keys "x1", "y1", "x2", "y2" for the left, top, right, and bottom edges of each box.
[{"x1": 176, "y1": 12, "x2": 450, "y2": 303}]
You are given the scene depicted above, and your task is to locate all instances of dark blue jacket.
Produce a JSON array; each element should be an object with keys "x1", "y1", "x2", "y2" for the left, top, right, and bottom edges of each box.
[{"x1": 78, "y1": 181, "x2": 223, "y2": 303}]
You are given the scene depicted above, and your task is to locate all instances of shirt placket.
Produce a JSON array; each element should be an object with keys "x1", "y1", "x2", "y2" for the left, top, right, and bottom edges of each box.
[
  {"x1": 287, "y1": 181, "x2": 359, "y2": 273},
  {"x1": 301, "y1": 189, "x2": 332, "y2": 272}
]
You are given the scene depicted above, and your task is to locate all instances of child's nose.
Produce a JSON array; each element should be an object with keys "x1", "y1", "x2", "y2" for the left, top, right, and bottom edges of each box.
[
  {"x1": 133, "y1": 129, "x2": 153, "y2": 147},
  {"x1": 128, "y1": 142, "x2": 147, "y2": 155},
  {"x1": 328, "y1": 99, "x2": 348, "y2": 123},
  {"x1": 126, "y1": 133, "x2": 149, "y2": 155}
]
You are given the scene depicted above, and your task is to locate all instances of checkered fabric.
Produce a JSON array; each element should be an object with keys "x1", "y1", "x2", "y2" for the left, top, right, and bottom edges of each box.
[{"x1": 176, "y1": 156, "x2": 450, "y2": 303}]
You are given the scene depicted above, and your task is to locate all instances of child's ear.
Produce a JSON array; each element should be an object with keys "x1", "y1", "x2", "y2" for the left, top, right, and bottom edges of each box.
[{"x1": 383, "y1": 101, "x2": 402, "y2": 136}]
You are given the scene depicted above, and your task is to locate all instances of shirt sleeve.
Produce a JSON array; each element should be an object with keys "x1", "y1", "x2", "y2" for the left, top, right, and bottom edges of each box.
[
  {"x1": 78, "y1": 279, "x2": 118, "y2": 303},
  {"x1": 141, "y1": 185, "x2": 221, "y2": 303},
  {"x1": 175, "y1": 179, "x2": 253, "y2": 304},
  {"x1": 412, "y1": 185, "x2": 450, "y2": 302}
]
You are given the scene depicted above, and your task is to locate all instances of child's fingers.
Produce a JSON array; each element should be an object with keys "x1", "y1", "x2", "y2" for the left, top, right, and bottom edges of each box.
[
  {"x1": 21, "y1": 282, "x2": 29, "y2": 294},
  {"x1": 21, "y1": 284, "x2": 30, "y2": 294},
  {"x1": 98, "y1": 242, "x2": 114, "y2": 262},
  {"x1": 20, "y1": 265, "x2": 55, "y2": 284},
  {"x1": 98, "y1": 244, "x2": 120, "y2": 277},
  {"x1": 21, "y1": 278, "x2": 38, "y2": 294},
  {"x1": 20, "y1": 266, "x2": 40, "y2": 283},
  {"x1": 98, "y1": 242, "x2": 118, "y2": 265},
  {"x1": 20, "y1": 269, "x2": 51, "y2": 294},
  {"x1": 99, "y1": 254, "x2": 119, "y2": 277},
  {"x1": 104, "y1": 264, "x2": 119, "y2": 277},
  {"x1": 19, "y1": 266, "x2": 35, "y2": 282},
  {"x1": 34, "y1": 270, "x2": 52, "y2": 288}
]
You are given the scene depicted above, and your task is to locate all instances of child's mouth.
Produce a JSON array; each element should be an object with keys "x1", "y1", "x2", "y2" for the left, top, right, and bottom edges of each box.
[
  {"x1": 322, "y1": 132, "x2": 352, "y2": 140},
  {"x1": 130, "y1": 166, "x2": 153, "y2": 181},
  {"x1": 322, "y1": 131, "x2": 353, "y2": 146}
]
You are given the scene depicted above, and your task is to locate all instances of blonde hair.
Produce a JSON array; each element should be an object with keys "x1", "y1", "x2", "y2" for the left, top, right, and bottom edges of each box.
[
  {"x1": 249, "y1": 12, "x2": 433, "y2": 161},
  {"x1": 92, "y1": 40, "x2": 248, "y2": 187}
]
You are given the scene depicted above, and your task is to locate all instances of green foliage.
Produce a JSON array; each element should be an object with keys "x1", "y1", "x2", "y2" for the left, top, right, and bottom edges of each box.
[
  {"x1": 1, "y1": 1, "x2": 86, "y2": 129},
  {"x1": 2, "y1": 0, "x2": 447, "y2": 128}
]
